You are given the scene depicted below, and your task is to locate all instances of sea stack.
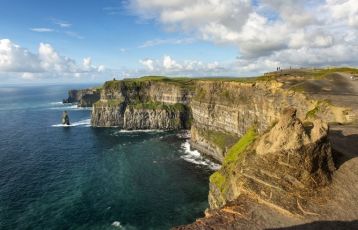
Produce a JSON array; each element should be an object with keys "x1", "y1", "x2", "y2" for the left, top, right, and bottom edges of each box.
[{"x1": 62, "y1": 111, "x2": 70, "y2": 125}]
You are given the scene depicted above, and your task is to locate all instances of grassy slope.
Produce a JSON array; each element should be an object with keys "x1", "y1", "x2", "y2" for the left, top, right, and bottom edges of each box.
[{"x1": 210, "y1": 127, "x2": 257, "y2": 192}]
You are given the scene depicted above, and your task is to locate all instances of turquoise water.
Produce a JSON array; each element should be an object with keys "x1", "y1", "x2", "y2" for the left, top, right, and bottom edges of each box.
[{"x1": 0, "y1": 85, "x2": 216, "y2": 230}]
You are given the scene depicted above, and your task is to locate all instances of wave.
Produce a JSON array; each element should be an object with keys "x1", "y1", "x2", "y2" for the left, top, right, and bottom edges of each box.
[
  {"x1": 49, "y1": 105, "x2": 92, "y2": 111},
  {"x1": 117, "y1": 129, "x2": 165, "y2": 133},
  {"x1": 176, "y1": 130, "x2": 191, "y2": 139},
  {"x1": 52, "y1": 119, "x2": 91, "y2": 127},
  {"x1": 49, "y1": 101, "x2": 63, "y2": 105},
  {"x1": 180, "y1": 141, "x2": 221, "y2": 171}
]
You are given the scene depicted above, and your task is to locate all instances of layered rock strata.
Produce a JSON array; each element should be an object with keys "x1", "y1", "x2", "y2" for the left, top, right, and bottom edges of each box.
[
  {"x1": 91, "y1": 79, "x2": 192, "y2": 129},
  {"x1": 189, "y1": 80, "x2": 352, "y2": 162},
  {"x1": 174, "y1": 108, "x2": 355, "y2": 230},
  {"x1": 208, "y1": 108, "x2": 335, "y2": 210}
]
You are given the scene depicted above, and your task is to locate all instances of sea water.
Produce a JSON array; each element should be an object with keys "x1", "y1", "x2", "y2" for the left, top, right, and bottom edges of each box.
[{"x1": 0, "y1": 84, "x2": 219, "y2": 230}]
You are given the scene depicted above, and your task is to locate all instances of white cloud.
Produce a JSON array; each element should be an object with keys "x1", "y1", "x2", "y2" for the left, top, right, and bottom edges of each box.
[
  {"x1": 30, "y1": 28, "x2": 54, "y2": 32},
  {"x1": 83, "y1": 57, "x2": 92, "y2": 70},
  {"x1": 139, "y1": 55, "x2": 230, "y2": 76},
  {"x1": 129, "y1": 0, "x2": 358, "y2": 73},
  {"x1": 163, "y1": 55, "x2": 182, "y2": 70},
  {"x1": 58, "y1": 23, "x2": 71, "y2": 28},
  {"x1": 325, "y1": 0, "x2": 358, "y2": 28},
  {"x1": 51, "y1": 18, "x2": 72, "y2": 28},
  {"x1": 0, "y1": 39, "x2": 106, "y2": 80},
  {"x1": 0, "y1": 39, "x2": 41, "y2": 72},
  {"x1": 139, "y1": 58, "x2": 155, "y2": 71}
]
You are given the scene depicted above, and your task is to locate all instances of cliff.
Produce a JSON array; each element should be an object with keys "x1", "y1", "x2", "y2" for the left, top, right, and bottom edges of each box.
[
  {"x1": 91, "y1": 77, "x2": 192, "y2": 129},
  {"x1": 189, "y1": 78, "x2": 353, "y2": 162},
  {"x1": 174, "y1": 108, "x2": 357, "y2": 230},
  {"x1": 75, "y1": 69, "x2": 358, "y2": 229},
  {"x1": 63, "y1": 88, "x2": 100, "y2": 107}
]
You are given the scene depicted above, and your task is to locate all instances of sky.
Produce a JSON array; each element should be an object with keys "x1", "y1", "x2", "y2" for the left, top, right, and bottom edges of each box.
[{"x1": 0, "y1": 0, "x2": 357, "y2": 84}]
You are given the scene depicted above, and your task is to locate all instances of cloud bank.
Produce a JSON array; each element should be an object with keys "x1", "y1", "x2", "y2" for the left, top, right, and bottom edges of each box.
[
  {"x1": 0, "y1": 39, "x2": 105, "y2": 81},
  {"x1": 129, "y1": 0, "x2": 358, "y2": 73}
]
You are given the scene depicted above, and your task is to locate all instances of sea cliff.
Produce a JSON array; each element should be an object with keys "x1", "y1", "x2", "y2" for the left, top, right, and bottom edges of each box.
[
  {"x1": 71, "y1": 68, "x2": 358, "y2": 229},
  {"x1": 63, "y1": 88, "x2": 100, "y2": 107},
  {"x1": 90, "y1": 77, "x2": 192, "y2": 129}
]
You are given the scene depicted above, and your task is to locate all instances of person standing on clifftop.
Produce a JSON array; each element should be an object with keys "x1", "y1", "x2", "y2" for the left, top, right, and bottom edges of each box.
[{"x1": 62, "y1": 111, "x2": 70, "y2": 125}]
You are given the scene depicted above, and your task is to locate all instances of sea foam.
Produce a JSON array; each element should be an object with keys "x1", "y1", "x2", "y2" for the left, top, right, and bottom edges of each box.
[
  {"x1": 52, "y1": 119, "x2": 91, "y2": 127},
  {"x1": 180, "y1": 141, "x2": 221, "y2": 171}
]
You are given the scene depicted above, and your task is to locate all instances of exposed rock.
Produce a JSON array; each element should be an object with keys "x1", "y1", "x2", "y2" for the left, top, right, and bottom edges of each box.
[
  {"x1": 209, "y1": 108, "x2": 335, "y2": 211},
  {"x1": 63, "y1": 88, "x2": 100, "y2": 107},
  {"x1": 91, "y1": 79, "x2": 192, "y2": 129},
  {"x1": 174, "y1": 108, "x2": 347, "y2": 229},
  {"x1": 123, "y1": 107, "x2": 187, "y2": 130},
  {"x1": 91, "y1": 102, "x2": 126, "y2": 127},
  {"x1": 62, "y1": 111, "x2": 70, "y2": 125},
  {"x1": 189, "y1": 80, "x2": 353, "y2": 164}
]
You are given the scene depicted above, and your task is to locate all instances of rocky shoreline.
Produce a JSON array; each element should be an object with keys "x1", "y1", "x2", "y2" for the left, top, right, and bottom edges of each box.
[{"x1": 66, "y1": 69, "x2": 358, "y2": 229}]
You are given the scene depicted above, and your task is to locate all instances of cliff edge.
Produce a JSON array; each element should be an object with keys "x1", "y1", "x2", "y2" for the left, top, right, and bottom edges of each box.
[{"x1": 174, "y1": 108, "x2": 357, "y2": 230}]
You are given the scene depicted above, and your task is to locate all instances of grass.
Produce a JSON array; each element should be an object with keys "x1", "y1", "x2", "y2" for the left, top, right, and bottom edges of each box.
[
  {"x1": 99, "y1": 67, "x2": 358, "y2": 93},
  {"x1": 310, "y1": 67, "x2": 358, "y2": 79},
  {"x1": 305, "y1": 106, "x2": 320, "y2": 119},
  {"x1": 305, "y1": 99, "x2": 332, "y2": 119},
  {"x1": 209, "y1": 172, "x2": 226, "y2": 192},
  {"x1": 199, "y1": 129, "x2": 239, "y2": 151},
  {"x1": 209, "y1": 127, "x2": 257, "y2": 194},
  {"x1": 223, "y1": 127, "x2": 257, "y2": 166}
]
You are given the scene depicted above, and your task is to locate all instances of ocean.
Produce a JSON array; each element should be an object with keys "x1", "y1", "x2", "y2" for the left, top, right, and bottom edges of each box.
[{"x1": 0, "y1": 84, "x2": 219, "y2": 230}]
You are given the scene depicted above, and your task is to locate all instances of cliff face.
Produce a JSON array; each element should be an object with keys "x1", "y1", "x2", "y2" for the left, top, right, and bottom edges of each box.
[
  {"x1": 208, "y1": 108, "x2": 335, "y2": 211},
  {"x1": 82, "y1": 72, "x2": 358, "y2": 229},
  {"x1": 63, "y1": 89, "x2": 100, "y2": 107},
  {"x1": 91, "y1": 78, "x2": 192, "y2": 129},
  {"x1": 189, "y1": 80, "x2": 351, "y2": 162}
]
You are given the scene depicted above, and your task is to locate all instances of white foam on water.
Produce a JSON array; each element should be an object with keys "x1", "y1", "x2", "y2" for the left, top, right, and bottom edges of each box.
[
  {"x1": 50, "y1": 101, "x2": 63, "y2": 105},
  {"x1": 52, "y1": 119, "x2": 91, "y2": 127},
  {"x1": 117, "y1": 129, "x2": 164, "y2": 133},
  {"x1": 176, "y1": 130, "x2": 191, "y2": 139},
  {"x1": 112, "y1": 221, "x2": 122, "y2": 228},
  {"x1": 180, "y1": 141, "x2": 221, "y2": 171},
  {"x1": 50, "y1": 105, "x2": 92, "y2": 111}
]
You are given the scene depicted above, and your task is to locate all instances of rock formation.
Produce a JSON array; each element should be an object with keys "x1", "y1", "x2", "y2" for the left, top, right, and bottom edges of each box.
[
  {"x1": 208, "y1": 108, "x2": 335, "y2": 211},
  {"x1": 63, "y1": 88, "x2": 100, "y2": 107},
  {"x1": 62, "y1": 111, "x2": 70, "y2": 125},
  {"x1": 174, "y1": 108, "x2": 357, "y2": 230},
  {"x1": 90, "y1": 78, "x2": 192, "y2": 129},
  {"x1": 66, "y1": 70, "x2": 358, "y2": 229}
]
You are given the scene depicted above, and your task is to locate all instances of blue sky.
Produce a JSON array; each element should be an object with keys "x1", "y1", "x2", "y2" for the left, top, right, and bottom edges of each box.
[{"x1": 0, "y1": 0, "x2": 357, "y2": 83}]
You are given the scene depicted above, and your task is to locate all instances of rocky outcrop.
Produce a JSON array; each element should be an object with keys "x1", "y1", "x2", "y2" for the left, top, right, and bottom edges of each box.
[
  {"x1": 91, "y1": 101, "x2": 126, "y2": 127},
  {"x1": 175, "y1": 108, "x2": 341, "y2": 230},
  {"x1": 209, "y1": 108, "x2": 335, "y2": 210},
  {"x1": 91, "y1": 78, "x2": 192, "y2": 129},
  {"x1": 61, "y1": 111, "x2": 70, "y2": 125},
  {"x1": 189, "y1": 80, "x2": 352, "y2": 163},
  {"x1": 63, "y1": 89, "x2": 100, "y2": 107}
]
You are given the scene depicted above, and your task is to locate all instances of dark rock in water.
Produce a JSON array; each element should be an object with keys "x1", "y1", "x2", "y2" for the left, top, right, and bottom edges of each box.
[{"x1": 62, "y1": 111, "x2": 70, "y2": 125}]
